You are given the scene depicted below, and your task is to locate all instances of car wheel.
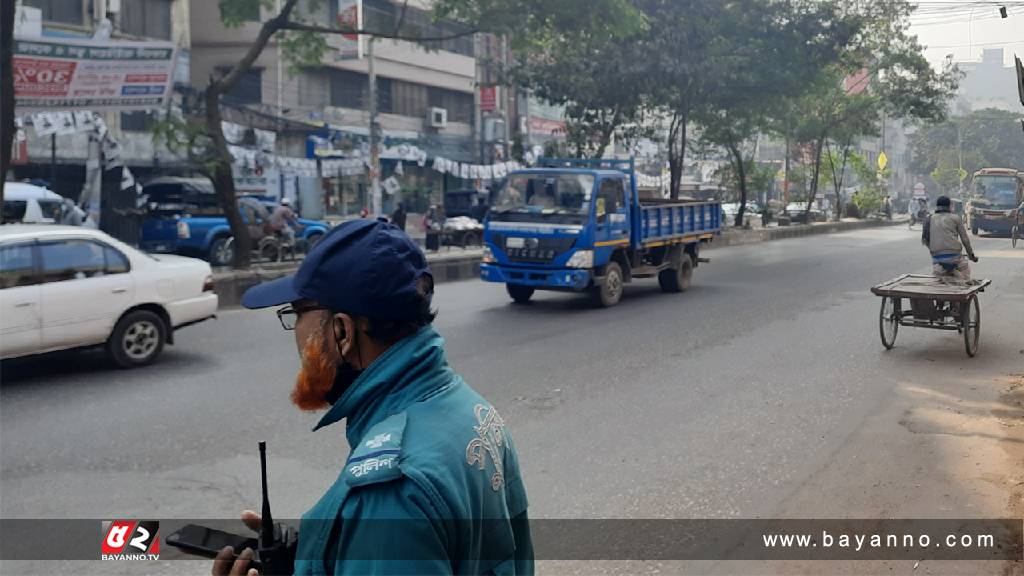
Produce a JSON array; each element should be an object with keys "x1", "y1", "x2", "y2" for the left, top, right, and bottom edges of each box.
[
  {"x1": 209, "y1": 236, "x2": 234, "y2": 267},
  {"x1": 107, "y1": 310, "x2": 167, "y2": 368}
]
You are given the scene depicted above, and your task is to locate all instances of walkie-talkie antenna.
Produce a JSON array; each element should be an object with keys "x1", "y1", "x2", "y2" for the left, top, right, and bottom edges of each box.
[{"x1": 259, "y1": 441, "x2": 274, "y2": 549}]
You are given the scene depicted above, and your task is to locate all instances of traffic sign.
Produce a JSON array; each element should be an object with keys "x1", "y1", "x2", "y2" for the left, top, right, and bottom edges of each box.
[
  {"x1": 877, "y1": 151, "x2": 888, "y2": 171},
  {"x1": 958, "y1": 168, "x2": 968, "y2": 182}
]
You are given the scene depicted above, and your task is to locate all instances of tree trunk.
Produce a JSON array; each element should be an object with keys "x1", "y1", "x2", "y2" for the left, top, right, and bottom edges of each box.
[
  {"x1": 196, "y1": 0, "x2": 300, "y2": 269},
  {"x1": 729, "y1": 142, "x2": 747, "y2": 227},
  {"x1": 205, "y1": 88, "x2": 251, "y2": 269},
  {"x1": 826, "y1": 140, "x2": 851, "y2": 222},
  {"x1": 805, "y1": 135, "x2": 825, "y2": 219},
  {"x1": 1, "y1": 0, "x2": 16, "y2": 215},
  {"x1": 668, "y1": 109, "x2": 688, "y2": 200}
]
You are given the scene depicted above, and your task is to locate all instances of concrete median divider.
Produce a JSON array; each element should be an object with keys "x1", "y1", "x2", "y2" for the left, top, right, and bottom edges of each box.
[
  {"x1": 706, "y1": 217, "x2": 905, "y2": 249},
  {"x1": 212, "y1": 219, "x2": 903, "y2": 308},
  {"x1": 212, "y1": 250, "x2": 482, "y2": 309}
]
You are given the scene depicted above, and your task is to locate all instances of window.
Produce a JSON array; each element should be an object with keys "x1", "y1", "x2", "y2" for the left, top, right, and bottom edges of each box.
[
  {"x1": 0, "y1": 244, "x2": 38, "y2": 289},
  {"x1": 105, "y1": 246, "x2": 130, "y2": 274},
  {"x1": 23, "y1": 0, "x2": 83, "y2": 26},
  {"x1": 223, "y1": 69, "x2": 263, "y2": 105},
  {"x1": 39, "y1": 240, "x2": 128, "y2": 284},
  {"x1": 3, "y1": 201, "x2": 28, "y2": 222},
  {"x1": 428, "y1": 87, "x2": 474, "y2": 124},
  {"x1": 363, "y1": 0, "x2": 397, "y2": 35},
  {"x1": 228, "y1": 0, "x2": 262, "y2": 22},
  {"x1": 597, "y1": 179, "x2": 625, "y2": 223},
  {"x1": 377, "y1": 77, "x2": 393, "y2": 114},
  {"x1": 121, "y1": 0, "x2": 173, "y2": 40},
  {"x1": 121, "y1": 111, "x2": 153, "y2": 132},
  {"x1": 391, "y1": 80, "x2": 427, "y2": 118},
  {"x1": 330, "y1": 69, "x2": 367, "y2": 109}
]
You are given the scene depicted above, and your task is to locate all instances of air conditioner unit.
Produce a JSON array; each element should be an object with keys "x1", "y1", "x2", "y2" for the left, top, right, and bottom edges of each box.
[{"x1": 428, "y1": 107, "x2": 448, "y2": 129}]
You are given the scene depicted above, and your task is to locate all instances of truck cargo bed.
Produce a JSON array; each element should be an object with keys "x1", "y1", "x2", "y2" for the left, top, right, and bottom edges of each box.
[{"x1": 636, "y1": 201, "x2": 721, "y2": 247}]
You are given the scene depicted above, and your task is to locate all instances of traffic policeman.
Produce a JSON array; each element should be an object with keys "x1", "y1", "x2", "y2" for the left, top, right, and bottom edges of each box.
[{"x1": 214, "y1": 219, "x2": 533, "y2": 575}]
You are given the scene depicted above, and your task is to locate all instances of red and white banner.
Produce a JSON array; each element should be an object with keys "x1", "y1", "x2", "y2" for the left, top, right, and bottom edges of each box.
[
  {"x1": 13, "y1": 36, "x2": 177, "y2": 112},
  {"x1": 336, "y1": 0, "x2": 363, "y2": 60},
  {"x1": 527, "y1": 117, "x2": 566, "y2": 136}
]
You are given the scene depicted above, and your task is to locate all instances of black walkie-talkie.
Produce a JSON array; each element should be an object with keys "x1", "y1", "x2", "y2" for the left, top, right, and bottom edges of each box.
[{"x1": 257, "y1": 441, "x2": 298, "y2": 576}]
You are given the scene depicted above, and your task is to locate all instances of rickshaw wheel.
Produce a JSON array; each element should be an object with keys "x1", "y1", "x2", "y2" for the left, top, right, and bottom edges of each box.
[
  {"x1": 879, "y1": 296, "x2": 899, "y2": 350},
  {"x1": 962, "y1": 295, "x2": 980, "y2": 357}
]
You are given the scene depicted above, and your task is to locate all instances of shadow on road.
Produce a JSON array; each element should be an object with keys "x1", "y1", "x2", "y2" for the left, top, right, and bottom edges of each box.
[{"x1": 0, "y1": 348, "x2": 219, "y2": 387}]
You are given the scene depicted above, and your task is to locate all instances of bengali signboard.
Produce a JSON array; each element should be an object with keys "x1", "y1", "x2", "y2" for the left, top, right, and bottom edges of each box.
[
  {"x1": 13, "y1": 36, "x2": 177, "y2": 112},
  {"x1": 336, "y1": 0, "x2": 363, "y2": 60}
]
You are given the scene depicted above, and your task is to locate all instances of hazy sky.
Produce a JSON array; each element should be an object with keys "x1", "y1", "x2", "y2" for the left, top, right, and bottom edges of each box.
[{"x1": 910, "y1": 1, "x2": 1024, "y2": 69}]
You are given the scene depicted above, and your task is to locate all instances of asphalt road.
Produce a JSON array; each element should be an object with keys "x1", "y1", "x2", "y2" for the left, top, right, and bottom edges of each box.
[{"x1": 3, "y1": 226, "x2": 1023, "y2": 575}]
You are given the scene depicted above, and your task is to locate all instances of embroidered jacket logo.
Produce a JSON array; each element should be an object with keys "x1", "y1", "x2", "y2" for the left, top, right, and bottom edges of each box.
[{"x1": 466, "y1": 404, "x2": 507, "y2": 491}]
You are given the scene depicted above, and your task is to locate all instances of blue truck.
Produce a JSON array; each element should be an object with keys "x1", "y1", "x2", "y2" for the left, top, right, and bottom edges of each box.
[
  {"x1": 140, "y1": 178, "x2": 329, "y2": 266},
  {"x1": 481, "y1": 158, "x2": 722, "y2": 307}
]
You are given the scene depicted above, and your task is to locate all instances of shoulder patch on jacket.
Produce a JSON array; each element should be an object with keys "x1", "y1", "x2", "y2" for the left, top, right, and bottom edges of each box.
[{"x1": 344, "y1": 412, "x2": 407, "y2": 487}]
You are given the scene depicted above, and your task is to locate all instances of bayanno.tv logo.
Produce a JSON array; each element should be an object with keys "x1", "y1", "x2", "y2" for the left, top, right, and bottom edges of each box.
[{"x1": 101, "y1": 521, "x2": 160, "y2": 561}]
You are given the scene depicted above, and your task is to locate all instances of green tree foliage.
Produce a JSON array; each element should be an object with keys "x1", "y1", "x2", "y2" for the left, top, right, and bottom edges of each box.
[
  {"x1": 910, "y1": 108, "x2": 1024, "y2": 181},
  {"x1": 154, "y1": 0, "x2": 640, "y2": 268},
  {"x1": 775, "y1": 0, "x2": 958, "y2": 218}
]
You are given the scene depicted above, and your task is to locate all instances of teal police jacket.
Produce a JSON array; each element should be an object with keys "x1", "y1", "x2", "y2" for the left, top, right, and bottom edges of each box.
[{"x1": 292, "y1": 327, "x2": 533, "y2": 576}]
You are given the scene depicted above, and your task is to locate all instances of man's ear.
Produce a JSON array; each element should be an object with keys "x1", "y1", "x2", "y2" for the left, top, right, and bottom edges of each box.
[{"x1": 333, "y1": 313, "x2": 356, "y2": 357}]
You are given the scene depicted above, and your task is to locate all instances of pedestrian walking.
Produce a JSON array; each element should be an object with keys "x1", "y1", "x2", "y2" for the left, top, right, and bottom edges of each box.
[
  {"x1": 391, "y1": 202, "x2": 407, "y2": 231},
  {"x1": 217, "y1": 219, "x2": 533, "y2": 576}
]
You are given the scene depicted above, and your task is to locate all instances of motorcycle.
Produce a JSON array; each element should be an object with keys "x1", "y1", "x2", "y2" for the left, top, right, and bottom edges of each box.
[{"x1": 909, "y1": 206, "x2": 928, "y2": 229}]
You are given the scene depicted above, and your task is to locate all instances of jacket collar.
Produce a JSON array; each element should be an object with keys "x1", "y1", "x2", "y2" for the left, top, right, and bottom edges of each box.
[{"x1": 313, "y1": 326, "x2": 454, "y2": 446}]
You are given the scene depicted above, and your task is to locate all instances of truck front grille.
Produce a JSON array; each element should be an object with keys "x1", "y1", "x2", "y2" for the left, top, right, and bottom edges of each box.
[{"x1": 491, "y1": 234, "x2": 577, "y2": 265}]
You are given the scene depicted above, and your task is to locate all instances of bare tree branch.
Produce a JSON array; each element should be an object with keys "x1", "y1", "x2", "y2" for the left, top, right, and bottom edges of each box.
[
  {"x1": 394, "y1": 0, "x2": 410, "y2": 36},
  {"x1": 210, "y1": 0, "x2": 302, "y2": 96},
  {"x1": 280, "y1": 22, "x2": 480, "y2": 42}
]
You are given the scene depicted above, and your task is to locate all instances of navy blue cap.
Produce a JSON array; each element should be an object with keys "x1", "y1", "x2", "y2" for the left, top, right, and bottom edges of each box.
[{"x1": 242, "y1": 218, "x2": 432, "y2": 320}]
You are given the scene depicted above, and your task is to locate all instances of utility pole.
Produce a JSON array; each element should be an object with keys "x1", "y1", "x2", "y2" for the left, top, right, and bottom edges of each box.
[
  {"x1": 957, "y1": 120, "x2": 964, "y2": 198},
  {"x1": 367, "y1": 38, "x2": 381, "y2": 218}
]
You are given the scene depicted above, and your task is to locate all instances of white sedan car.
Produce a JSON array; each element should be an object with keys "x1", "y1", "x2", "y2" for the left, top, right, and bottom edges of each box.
[{"x1": 0, "y1": 225, "x2": 218, "y2": 367}]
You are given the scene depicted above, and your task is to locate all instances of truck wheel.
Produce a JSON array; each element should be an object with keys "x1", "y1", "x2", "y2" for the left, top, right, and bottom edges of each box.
[
  {"x1": 107, "y1": 310, "x2": 167, "y2": 368},
  {"x1": 592, "y1": 261, "x2": 624, "y2": 308},
  {"x1": 658, "y1": 256, "x2": 693, "y2": 293},
  {"x1": 507, "y1": 284, "x2": 534, "y2": 304},
  {"x1": 971, "y1": 225, "x2": 979, "y2": 236},
  {"x1": 209, "y1": 237, "x2": 234, "y2": 267}
]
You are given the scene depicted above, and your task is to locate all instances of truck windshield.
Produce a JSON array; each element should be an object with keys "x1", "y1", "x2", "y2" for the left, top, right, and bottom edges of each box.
[
  {"x1": 492, "y1": 174, "x2": 593, "y2": 220},
  {"x1": 973, "y1": 176, "x2": 1019, "y2": 208}
]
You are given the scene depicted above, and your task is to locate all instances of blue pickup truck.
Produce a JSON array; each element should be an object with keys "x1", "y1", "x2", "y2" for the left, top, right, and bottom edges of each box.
[
  {"x1": 140, "y1": 177, "x2": 328, "y2": 266},
  {"x1": 481, "y1": 158, "x2": 721, "y2": 307}
]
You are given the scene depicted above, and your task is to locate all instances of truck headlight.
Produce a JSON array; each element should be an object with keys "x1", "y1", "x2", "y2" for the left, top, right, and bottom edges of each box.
[
  {"x1": 482, "y1": 245, "x2": 496, "y2": 264},
  {"x1": 566, "y1": 250, "x2": 594, "y2": 269},
  {"x1": 177, "y1": 220, "x2": 191, "y2": 239}
]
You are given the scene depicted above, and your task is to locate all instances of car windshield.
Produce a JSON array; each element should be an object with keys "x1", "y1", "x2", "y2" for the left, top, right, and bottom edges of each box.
[
  {"x1": 973, "y1": 176, "x2": 1019, "y2": 208},
  {"x1": 493, "y1": 174, "x2": 593, "y2": 217}
]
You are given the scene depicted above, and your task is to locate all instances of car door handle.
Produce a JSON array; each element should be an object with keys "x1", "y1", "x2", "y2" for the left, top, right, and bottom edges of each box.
[
  {"x1": 111, "y1": 288, "x2": 129, "y2": 294},
  {"x1": 14, "y1": 302, "x2": 34, "y2": 308}
]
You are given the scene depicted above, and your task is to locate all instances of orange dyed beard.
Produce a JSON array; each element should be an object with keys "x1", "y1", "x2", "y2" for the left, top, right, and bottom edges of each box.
[{"x1": 292, "y1": 329, "x2": 337, "y2": 412}]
